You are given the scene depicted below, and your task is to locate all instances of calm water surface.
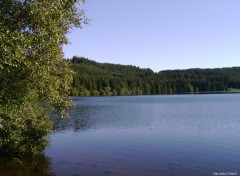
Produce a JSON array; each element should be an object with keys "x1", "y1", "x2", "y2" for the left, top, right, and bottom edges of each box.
[
  {"x1": 2, "y1": 94, "x2": 240, "y2": 176},
  {"x1": 46, "y1": 94, "x2": 240, "y2": 176}
]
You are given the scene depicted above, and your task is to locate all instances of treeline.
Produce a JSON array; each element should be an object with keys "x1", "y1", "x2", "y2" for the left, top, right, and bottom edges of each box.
[{"x1": 68, "y1": 56, "x2": 240, "y2": 96}]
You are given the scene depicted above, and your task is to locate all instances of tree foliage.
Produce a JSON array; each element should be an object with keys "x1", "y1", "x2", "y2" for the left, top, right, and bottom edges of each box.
[
  {"x1": 0, "y1": 0, "x2": 87, "y2": 156},
  {"x1": 69, "y1": 57, "x2": 240, "y2": 96}
]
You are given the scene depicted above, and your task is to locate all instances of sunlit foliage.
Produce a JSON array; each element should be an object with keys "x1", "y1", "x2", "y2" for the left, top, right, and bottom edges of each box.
[{"x1": 0, "y1": 0, "x2": 87, "y2": 156}]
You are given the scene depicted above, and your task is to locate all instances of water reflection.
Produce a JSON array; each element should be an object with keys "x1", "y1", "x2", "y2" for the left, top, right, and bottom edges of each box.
[
  {"x1": 50, "y1": 106, "x2": 93, "y2": 132},
  {"x1": 0, "y1": 154, "x2": 55, "y2": 176},
  {"x1": 46, "y1": 95, "x2": 240, "y2": 176},
  {"x1": 50, "y1": 104, "x2": 153, "y2": 132}
]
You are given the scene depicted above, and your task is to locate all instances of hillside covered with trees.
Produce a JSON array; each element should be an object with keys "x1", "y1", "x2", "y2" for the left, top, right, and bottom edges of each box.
[{"x1": 69, "y1": 57, "x2": 240, "y2": 96}]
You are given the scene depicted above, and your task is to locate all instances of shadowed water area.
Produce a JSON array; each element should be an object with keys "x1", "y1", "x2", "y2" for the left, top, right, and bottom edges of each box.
[{"x1": 1, "y1": 94, "x2": 240, "y2": 176}]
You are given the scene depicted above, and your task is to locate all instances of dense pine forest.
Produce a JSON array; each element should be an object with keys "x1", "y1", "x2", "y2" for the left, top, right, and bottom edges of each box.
[{"x1": 69, "y1": 57, "x2": 240, "y2": 96}]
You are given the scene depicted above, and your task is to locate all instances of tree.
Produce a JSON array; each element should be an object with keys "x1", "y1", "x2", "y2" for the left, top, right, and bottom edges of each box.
[
  {"x1": 0, "y1": 0, "x2": 87, "y2": 156},
  {"x1": 68, "y1": 57, "x2": 240, "y2": 96}
]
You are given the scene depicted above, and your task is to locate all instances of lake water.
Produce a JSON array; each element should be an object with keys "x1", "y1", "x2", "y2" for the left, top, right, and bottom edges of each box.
[{"x1": 1, "y1": 94, "x2": 240, "y2": 176}]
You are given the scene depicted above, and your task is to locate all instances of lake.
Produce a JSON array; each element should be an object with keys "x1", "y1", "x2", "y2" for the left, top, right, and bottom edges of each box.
[{"x1": 1, "y1": 94, "x2": 240, "y2": 176}]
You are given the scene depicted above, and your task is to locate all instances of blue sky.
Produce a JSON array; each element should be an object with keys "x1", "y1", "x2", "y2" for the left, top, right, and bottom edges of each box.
[{"x1": 63, "y1": 0, "x2": 240, "y2": 72}]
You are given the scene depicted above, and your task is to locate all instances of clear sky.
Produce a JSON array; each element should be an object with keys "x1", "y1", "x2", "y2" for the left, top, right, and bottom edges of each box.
[{"x1": 63, "y1": 0, "x2": 240, "y2": 72}]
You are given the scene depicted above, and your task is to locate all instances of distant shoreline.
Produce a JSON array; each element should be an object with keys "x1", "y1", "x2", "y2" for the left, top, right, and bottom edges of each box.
[
  {"x1": 70, "y1": 91, "x2": 240, "y2": 98},
  {"x1": 69, "y1": 57, "x2": 240, "y2": 97}
]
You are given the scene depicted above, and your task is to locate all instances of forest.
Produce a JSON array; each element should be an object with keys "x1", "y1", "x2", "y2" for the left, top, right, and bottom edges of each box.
[{"x1": 69, "y1": 56, "x2": 240, "y2": 96}]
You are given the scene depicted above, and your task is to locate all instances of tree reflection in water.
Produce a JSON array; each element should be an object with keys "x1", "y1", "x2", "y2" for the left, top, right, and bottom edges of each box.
[
  {"x1": 0, "y1": 154, "x2": 55, "y2": 176},
  {"x1": 50, "y1": 106, "x2": 93, "y2": 132}
]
